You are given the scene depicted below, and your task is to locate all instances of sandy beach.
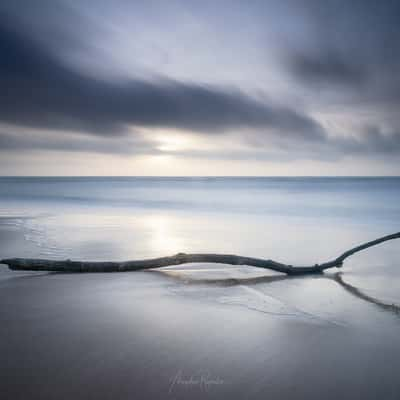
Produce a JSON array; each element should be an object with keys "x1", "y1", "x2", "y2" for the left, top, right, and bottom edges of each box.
[{"x1": 1, "y1": 221, "x2": 400, "y2": 399}]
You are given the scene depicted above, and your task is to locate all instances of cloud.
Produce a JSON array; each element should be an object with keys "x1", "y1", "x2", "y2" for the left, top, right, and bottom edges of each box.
[
  {"x1": 334, "y1": 128, "x2": 400, "y2": 156},
  {"x1": 0, "y1": 128, "x2": 160, "y2": 155},
  {"x1": 1, "y1": 0, "x2": 399, "y2": 168},
  {"x1": 286, "y1": 0, "x2": 400, "y2": 104},
  {"x1": 0, "y1": 19, "x2": 324, "y2": 144},
  {"x1": 289, "y1": 50, "x2": 368, "y2": 87}
]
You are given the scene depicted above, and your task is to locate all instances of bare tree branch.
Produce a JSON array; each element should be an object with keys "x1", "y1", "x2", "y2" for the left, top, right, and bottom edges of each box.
[{"x1": 1, "y1": 232, "x2": 399, "y2": 274}]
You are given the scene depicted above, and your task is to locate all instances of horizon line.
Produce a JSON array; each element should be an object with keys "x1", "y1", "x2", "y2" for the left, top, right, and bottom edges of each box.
[{"x1": 0, "y1": 175, "x2": 399, "y2": 179}]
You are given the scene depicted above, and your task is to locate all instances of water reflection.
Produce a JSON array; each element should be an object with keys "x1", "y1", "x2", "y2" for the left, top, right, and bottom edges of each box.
[
  {"x1": 155, "y1": 268, "x2": 400, "y2": 317},
  {"x1": 144, "y1": 215, "x2": 186, "y2": 255},
  {"x1": 333, "y1": 272, "x2": 400, "y2": 315}
]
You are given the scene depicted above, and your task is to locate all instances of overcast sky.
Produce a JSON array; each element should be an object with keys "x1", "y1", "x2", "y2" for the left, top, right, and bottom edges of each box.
[{"x1": 1, "y1": 0, "x2": 399, "y2": 175}]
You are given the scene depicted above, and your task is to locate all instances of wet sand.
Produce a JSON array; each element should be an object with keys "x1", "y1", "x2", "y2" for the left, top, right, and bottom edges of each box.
[{"x1": 1, "y1": 224, "x2": 400, "y2": 399}]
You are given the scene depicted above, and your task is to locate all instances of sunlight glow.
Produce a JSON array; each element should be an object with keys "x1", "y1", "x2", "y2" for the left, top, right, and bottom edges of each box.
[
  {"x1": 156, "y1": 132, "x2": 192, "y2": 152},
  {"x1": 144, "y1": 215, "x2": 184, "y2": 255}
]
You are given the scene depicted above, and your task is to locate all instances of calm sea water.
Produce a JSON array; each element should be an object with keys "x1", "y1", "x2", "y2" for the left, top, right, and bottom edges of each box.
[{"x1": 0, "y1": 177, "x2": 399, "y2": 263}]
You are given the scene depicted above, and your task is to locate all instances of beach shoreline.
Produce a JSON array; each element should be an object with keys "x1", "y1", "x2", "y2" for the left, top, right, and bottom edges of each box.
[{"x1": 1, "y1": 178, "x2": 400, "y2": 399}]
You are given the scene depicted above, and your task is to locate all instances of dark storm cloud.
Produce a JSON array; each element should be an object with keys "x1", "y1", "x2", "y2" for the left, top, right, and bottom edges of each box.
[
  {"x1": 287, "y1": 0, "x2": 400, "y2": 101},
  {"x1": 290, "y1": 50, "x2": 368, "y2": 87},
  {"x1": 0, "y1": 19, "x2": 323, "y2": 143}
]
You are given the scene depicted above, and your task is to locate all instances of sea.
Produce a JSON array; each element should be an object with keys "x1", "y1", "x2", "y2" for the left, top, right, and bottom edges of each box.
[{"x1": 0, "y1": 176, "x2": 398, "y2": 260}]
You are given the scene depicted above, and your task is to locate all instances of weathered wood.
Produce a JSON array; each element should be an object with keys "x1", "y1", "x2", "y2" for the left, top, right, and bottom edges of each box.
[{"x1": 1, "y1": 232, "x2": 399, "y2": 274}]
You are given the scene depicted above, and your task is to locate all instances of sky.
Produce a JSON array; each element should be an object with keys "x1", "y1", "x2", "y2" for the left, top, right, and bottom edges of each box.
[{"x1": 0, "y1": 0, "x2": 399, "y2": 176}]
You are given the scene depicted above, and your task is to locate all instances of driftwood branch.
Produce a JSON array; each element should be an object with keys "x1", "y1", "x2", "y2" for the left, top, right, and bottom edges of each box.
[{"x1": 1, "y1": 232, "x2": 399, "y2": 275}]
